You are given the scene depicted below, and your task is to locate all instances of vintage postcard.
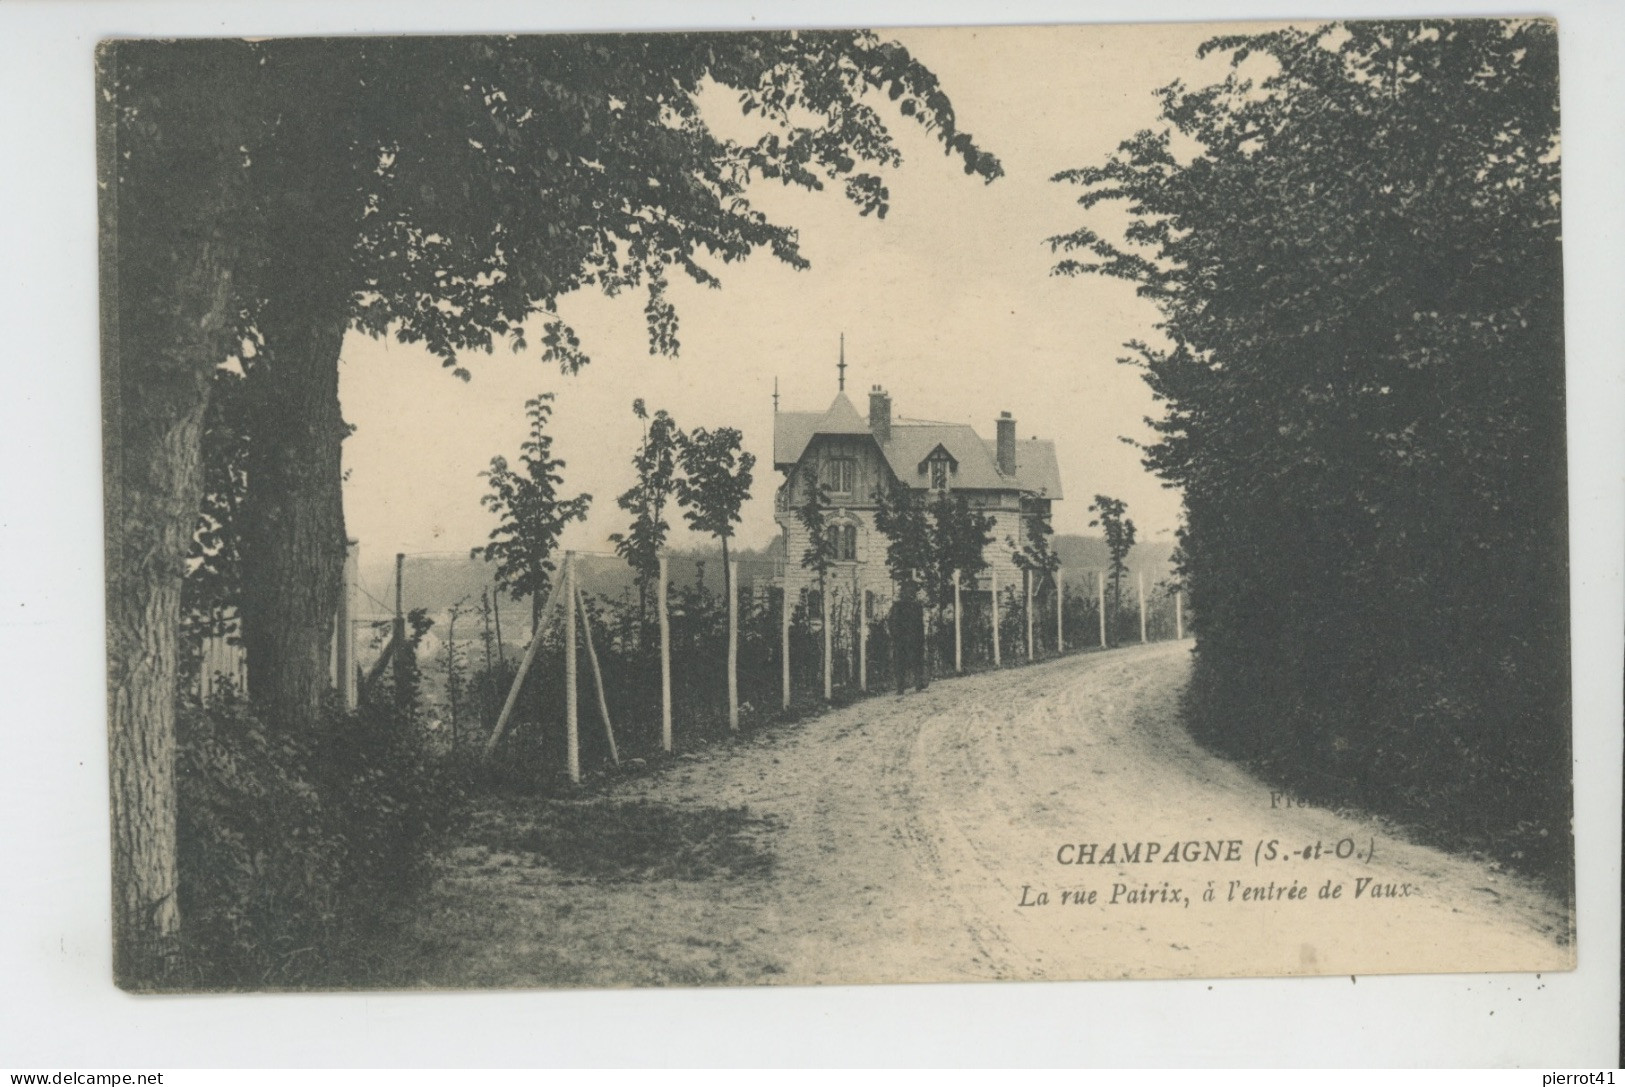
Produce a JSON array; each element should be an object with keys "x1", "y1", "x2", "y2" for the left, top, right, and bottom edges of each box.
[{"x1": 99, "y1": 18, "x2": 1573, "y2": 992}]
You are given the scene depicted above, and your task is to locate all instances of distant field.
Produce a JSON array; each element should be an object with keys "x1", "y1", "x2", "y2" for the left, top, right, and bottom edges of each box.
[{"x1": 356, "y1": 535, "x2": 1179, "y2": 622}]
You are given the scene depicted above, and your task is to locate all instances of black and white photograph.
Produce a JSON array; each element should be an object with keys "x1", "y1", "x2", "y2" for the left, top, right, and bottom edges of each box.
[
  {"x1": 92, "y1": 16, "x2": 1584, "y2": 998},
  {"x1": 12, "y1": 0, "x2": 1625, "y2": 1068}
]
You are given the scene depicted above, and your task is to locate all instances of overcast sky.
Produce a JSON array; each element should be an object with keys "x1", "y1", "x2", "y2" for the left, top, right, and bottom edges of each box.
[{"x1": 338, "y1": 22, "x2": 1257, "y2": 569}]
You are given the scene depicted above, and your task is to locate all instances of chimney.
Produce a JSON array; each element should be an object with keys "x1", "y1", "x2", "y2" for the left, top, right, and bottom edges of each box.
[
  {"x1": 996, "y1": 411, "x2": 1017, "y2": 477},
  {"x1": 869, "y1": 385, "x2": 892, "y2": 444}
]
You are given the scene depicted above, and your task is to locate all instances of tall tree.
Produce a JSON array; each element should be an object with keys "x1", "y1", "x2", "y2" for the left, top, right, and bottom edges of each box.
[
  {"x1": 675, "y1": 425, "x2": 756, "y2": 603},
  {"x1": 871, "y1": 482, "x2": 934, "y2": 592},
  {"x1": 100, "y1": 41, "x2": 265, "y2": 985},
  {"x1": 1087, "y1": 495, "x2": 1136, "y2": 643},
  {"x1": 101, "y1": 30, "x2": 999, "y2": 978},
  {"x1": 108, "y1": 35, "x2": 1001, "y2": 726},
  {"x1": 609, "y1": 399, "x2": 682, "y2": 621},
  {"x1": 873, "y1": 485, "x2": 994, "y2": 605},
  {"x1": 929, "y1": 493, "x2": 996, "y2": 607},
  {"x1": 473, "y1": 393, "x2": 592, "y2": 632},
  {"x1": 1053, "y1": 21, "x2": 1568, "y2": 854}
]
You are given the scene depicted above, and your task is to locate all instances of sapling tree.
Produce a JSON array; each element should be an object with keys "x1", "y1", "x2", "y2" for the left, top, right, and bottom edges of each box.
[
  {"x1": 1088, "y1": 494, "x2": 1137, "y2": 645},
  {"x1": 444, "y1": 597, "x2": 472, "y2": 746},
  {"x1": 873, "y1": 485, "x2": 994, "y2": 674},
  {"x1": 874, "y1": 486, "x2": 995, "y2": 602},
  {"x1": 1010, "y1": 497, "x2": 1060, "y2": 578},
  {"x1": 675, "y1": 426, "x2": 756, "y2": 605},
  {"x1": 609, "y1": 399, "x2": 682, "y2": 623},
  {"x1": 872, "y1": 482, "x2": 933, "y2": 593},
  {"x1": 473, "y1": 393, "x2": 592, "y2": 632},
  {"x1": 932, "y1": 493, "x2": 996, "y2": 605}
]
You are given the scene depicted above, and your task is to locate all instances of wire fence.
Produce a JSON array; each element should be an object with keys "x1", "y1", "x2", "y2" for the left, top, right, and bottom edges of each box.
[{"x1": 186, "y1": 545, "x2": 1187, "y2": 782}]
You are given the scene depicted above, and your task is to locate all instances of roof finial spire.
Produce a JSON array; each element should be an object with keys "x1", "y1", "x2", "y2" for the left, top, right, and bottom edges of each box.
[
  {"x1": 773, "y1": 376, "x2": 779, "y2": 414},
  {"x1": 838, "y1": 333, "x2": 847, "y2": 392}
]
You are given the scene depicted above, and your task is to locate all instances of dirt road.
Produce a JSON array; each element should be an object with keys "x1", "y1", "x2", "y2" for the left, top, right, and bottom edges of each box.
[{"x1": 390, "y1": 641, "x2": 1573, "y2": 989}]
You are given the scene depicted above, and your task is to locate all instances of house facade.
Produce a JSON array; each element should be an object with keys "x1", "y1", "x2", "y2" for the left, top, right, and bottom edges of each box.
[{"x1": 774, "y1": 383, "x2": 1062, "y2": 601}]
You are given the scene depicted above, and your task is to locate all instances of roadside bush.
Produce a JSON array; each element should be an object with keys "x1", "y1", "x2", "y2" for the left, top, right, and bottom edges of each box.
[{"x1": 173, "y1": 688, "x2": 465, "y2": 989}]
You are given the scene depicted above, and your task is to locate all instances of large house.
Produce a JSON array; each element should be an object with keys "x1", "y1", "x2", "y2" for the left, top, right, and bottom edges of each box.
[{"x1": 774, "y1": 379, "x2": 1062, "y2": 600}]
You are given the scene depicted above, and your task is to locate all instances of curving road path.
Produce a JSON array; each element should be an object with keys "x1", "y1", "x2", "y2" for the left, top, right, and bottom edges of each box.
[{"x1": 393, "y1": 641, "x2": 1573, "y2": 989}]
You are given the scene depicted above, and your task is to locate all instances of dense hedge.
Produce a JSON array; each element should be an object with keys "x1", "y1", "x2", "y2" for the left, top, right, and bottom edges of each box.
[{"x1": 1055, "y1": 21, "x2": 1570, "y2": 883}]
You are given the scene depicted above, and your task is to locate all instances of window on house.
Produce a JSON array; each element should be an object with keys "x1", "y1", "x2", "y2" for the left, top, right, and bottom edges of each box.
[
  {"x1": 929, "y1": 457, "x2": 950, "y2": 492},
  {"x1": 834, "y1": 523, "x2": 858, "y2": 561},
  {"x1": 824, "y1": 456, "x2": 856, "y2": 495}
]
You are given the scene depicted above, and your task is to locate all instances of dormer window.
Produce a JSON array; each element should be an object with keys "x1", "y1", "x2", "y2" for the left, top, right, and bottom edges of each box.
[
  {"x1": 824, "y1": 456, "x2": 856, "y2": 496},
  {"x1": 918, "y1": 442, "x2": 957, "y2": 493}
]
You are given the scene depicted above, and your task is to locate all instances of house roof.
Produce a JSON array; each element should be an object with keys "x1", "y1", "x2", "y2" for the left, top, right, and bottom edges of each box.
[
  {"x1": 881, "y1": 422, "x2": 1006, "y2": 490},
  {"x1": 774, "y1": 393, "x2": 1062, "y2": 499},
  {"x1": 772, "y1": 392, "x2": 869, "y2": 465},
  {"x1": 985, "y1": 438, "x2": 1064, "y2": 499}
]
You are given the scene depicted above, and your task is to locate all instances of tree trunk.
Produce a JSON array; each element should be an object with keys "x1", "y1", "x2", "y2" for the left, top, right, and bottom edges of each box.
[
  {"x1": 101, "y1": 47, "x2": 241, "y2": 983},
  {"x1": 238, "y1": 287, "x2": 350, "y2": 734},
  {"x1": 106, "y1": 371, "x2": 215, "y2": 987}
]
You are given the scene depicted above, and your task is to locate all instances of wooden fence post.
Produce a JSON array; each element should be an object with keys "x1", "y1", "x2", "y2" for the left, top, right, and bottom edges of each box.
[
  {"x1": 821, "y1": 580, "x2": 832, "y2": 701},
  {"x1": 484, "y1": 576, "x2": 564, "y2": 757},
  {"x1": 1138, "y1": 571, "x2": 1148, "y2": 644},
  {"x1": 923, "y1": 606, "x2": 931, "y2": 680},
  {"x1": 1025, "y1": 568, "x2": 1035, "y2": 662},
  {"x1": 727, "y1": 559, "x2": 739, "y2": 731},
  {"x1": 393, "y1": 552, "x2": 408, "y2": 711},
  {"x1": 991, "y1": 565, "x2": 1002, "y2": 667},
  {"x1": 446, "y1": 608, "x2": 460, "y2": 746},
  {"x1": 781, "y1": 577, "x2": 791, "y2": 710},
  {"x1": 492, "y1": 591, "x2": 506, "y2": 669},
  {"x1": 952, "y1": 570, "x2": 963, "y2": 674},
  {"x1": 658, "y1": 554, "x2": 672, "y2": 753},
  {"x1": 1056, "y1": 567, "x2": 1065, "y2": 654},
  {"x1": 859, "y1": 588, "x2": 869, "y2": 692},
  {"x1": 575, "y1": 580, "x2": 619, "y2": 766},
  {"x1": 564, "y1": 553, "x2": 580, "y2": 784},
  {"x1": 1175, "y1": 590, "x2": 1184, "y2": 640},
  {"x1": 337, "y1": 539, "x2": 358, "y2": 710},
  {"x1": 1098, "y1": 569, "x2": 1108, "y2": 648}
]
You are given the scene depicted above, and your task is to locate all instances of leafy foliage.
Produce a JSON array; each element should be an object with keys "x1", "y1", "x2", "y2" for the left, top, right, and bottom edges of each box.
[
  {"x1": 474, "y1": 394, "x2": 591, "y2": 613},
  {"x1": 609, "y1": 399, "x2": 683, "y2": 609},
  {"x1": 871, "y1": 482, "x2": 934, "y2": 591},
  {"x1": 933, "y1": 497, "x2": 996, "y2": 591},
  {"x1": 1087, "y1": 495, "x2": 1137, "y2": 632},
  {"x1": 794, "y1": 465, "x2": 841, "y2": 586},
  {"x1": 871, "y1": 484, "x2": 996, "y2": 607},
  {"x1": 675, "y1": 425, "x2": 756, "y2": 594},
  {"x1": 1054, "y1": 20, "x2": 1569, "y2": 878},
  {"x1": 109, "y1": 33, "x2": 1004, "y2": 378},
  {"x1": 180, "y1": 366, "x2": 253, "y2": 664},
  {"x1": 1009, "y1": 498, "x2": 1061, "y2": 577},
  {"x1": 173, "y1": 691, "x2": 464, "y2": 989}
]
